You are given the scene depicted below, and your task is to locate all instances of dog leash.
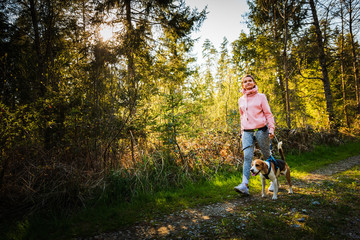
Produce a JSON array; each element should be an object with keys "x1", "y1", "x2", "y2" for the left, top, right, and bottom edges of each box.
[
  {"x1": 273, "y1": 134, "x2": 280, "y2": 144},
  {"x1": 270, "y1": 134, "x2": 281, "y2": 156}
]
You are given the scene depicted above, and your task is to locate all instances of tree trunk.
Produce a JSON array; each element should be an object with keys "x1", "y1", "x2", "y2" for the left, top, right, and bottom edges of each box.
[
  {"x1": 278, "y1": 73, "x2": 287, "y2": 120},
  {"x1": 309, "y1": 0, "x2": 337, "y2": 129},
  {"x1": 29, "y1": 0, "x2": 45, "y2": 96},
  {"x1": 125, "y1": 0, "x2": 137, "y2": 117},
  {"x1": 271, "y1": 4, "x2": 288, "y2": 127},
  {"x1": 81, "y1": 0, "x2": 88, "y2": 58},
  {"x1": 283, "y1": 0, "x2": 291, "y2": 129},
  {"x1": 340, "y1": 1, "x2": 350, "y2": 127},
  {"x1": 348, "y1": 0, "x2": 360, "y2": 114}
]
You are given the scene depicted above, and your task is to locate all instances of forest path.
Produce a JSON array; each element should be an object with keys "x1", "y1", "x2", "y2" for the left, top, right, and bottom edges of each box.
[{"x1": 79, "y1": 155, "x2": 360, "y2": 240}]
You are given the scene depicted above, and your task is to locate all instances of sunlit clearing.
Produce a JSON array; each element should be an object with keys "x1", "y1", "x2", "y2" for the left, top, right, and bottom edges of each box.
[{"x1": 100, "y1": 25, "x2": 114, "y2": 41}]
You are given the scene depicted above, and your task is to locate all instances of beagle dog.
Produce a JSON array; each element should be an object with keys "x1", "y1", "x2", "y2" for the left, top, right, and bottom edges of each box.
[{"x1": 250, "y1": 142, "x2": 293, "y2": 200}]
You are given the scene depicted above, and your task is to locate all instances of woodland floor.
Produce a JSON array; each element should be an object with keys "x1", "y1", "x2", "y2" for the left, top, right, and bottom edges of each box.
[{"x1": 78, "y1": 155, "x2": 360, "y2": 240}]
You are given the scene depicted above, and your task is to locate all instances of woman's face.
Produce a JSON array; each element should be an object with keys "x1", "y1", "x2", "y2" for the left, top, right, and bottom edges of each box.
[{"x1": 242, "y1": 77, "x2": 256, "y2": 90}]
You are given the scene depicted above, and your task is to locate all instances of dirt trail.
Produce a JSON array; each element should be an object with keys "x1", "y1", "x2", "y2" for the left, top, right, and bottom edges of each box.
[
  {"x1": 309, "y1": 154, "x2": 360, "y2": 180},
  {"x1": 79, "y1": 155, "x2": 360, "y2": 240}
]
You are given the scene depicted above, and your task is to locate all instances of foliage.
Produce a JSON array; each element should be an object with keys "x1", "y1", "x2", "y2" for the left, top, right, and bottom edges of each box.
[
  {"x1": 0, "y1": 1, "x2": 360, "y2": 239},
  {"x1": 2, "y1": 140, "x2": 360, "y2": 239}
]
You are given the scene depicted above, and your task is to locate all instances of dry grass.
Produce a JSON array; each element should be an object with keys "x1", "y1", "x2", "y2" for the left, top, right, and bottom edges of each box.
[{"x1": 0, "y1": 127, "x2": 356, "y2": 223}]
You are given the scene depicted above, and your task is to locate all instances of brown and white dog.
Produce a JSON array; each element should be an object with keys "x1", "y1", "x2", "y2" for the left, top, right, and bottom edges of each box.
[{"x1": 250, "y1": 142, "x2": 293, "y2": 200}]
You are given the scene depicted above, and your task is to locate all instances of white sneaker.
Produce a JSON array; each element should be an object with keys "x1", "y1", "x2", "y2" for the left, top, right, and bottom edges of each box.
[
  {"x1": 268, "y1": 182, "x2": 274, "y2": 192},
  {"x1": 234, "y1": 183, "x2": 249, "y2": 195}
]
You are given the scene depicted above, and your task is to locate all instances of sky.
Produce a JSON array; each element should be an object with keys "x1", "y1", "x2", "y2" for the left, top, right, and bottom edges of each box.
[{"x1": 185, "y1": 0, "x2": 250, "y2": 62}]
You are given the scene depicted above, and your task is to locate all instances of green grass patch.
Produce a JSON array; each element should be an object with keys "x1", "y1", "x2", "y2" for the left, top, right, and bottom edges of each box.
[
  {"x1": 287, "y1": 141, "x2": 360, "y2": 172},
  {"x1": 194, "y1": 165, "x2": 360, "y2": 239},
  {"x1": 2, "y1": 141, "x2": 360, "y2": 240}
]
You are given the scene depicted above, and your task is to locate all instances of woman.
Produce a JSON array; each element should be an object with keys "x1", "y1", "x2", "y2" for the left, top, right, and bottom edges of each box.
[{"x1": 234, "y1": 74, "x2": 275, "y2": 195}]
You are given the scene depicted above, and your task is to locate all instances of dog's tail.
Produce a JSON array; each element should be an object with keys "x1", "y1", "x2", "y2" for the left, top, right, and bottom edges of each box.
[{"x1": 278, "y1": 141, "x2": 285, "y2": 161}]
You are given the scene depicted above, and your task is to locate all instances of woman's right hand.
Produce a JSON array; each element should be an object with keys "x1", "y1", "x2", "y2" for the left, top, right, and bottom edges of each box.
[{"x1": 269, "y1": 132, "x2": 275, "y2": 139}]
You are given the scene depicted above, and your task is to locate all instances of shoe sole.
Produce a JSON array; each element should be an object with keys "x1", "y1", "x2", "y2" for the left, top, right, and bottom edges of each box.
[{"x1": 234, "y1": 188, "x2": 249, "y2": 195}]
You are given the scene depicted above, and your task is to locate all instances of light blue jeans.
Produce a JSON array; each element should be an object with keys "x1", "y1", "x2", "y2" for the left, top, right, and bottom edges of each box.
[{"x1": 241, "y1": 128, "x2": 271, "y2": 185}]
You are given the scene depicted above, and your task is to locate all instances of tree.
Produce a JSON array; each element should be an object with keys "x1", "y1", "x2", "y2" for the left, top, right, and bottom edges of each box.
[
  {"x1": 246, "y1": 0, "x2": 306, "y2": 129},
  {"x1": 202, "y1": 38, "x2": 217, "y2": 98},
  {"x1": 97, "y1": 0, "x2": 206, "y2": 163},
  {"x1": 339, "y1": 0, "x2": 350, "y2": 126},
  {"x1": 309, "y1": 0, "x2": 337, "y2": 129},
  {"x1": 344, "y1": 0, "x2": 360, "y2": 114}
]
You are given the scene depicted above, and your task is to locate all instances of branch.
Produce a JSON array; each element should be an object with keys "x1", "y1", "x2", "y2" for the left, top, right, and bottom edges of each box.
[
  {"x1": 325, "y1": 58, "x2": 336, "y2": 68},
  {"x1": 297, "y1": 60, "x2": 323, "y2": 81}
]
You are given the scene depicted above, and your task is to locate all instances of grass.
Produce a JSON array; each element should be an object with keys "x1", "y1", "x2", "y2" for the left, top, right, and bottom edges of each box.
[
  {"x1": 287, "y1": 141, "x2": 360, "y2": 172},
  {"x1": 196, "y1": 165, "x2": 360, "y2": 240},
  {"x1": 2, "y1": 141, "x2": 360, "y2": 240}
]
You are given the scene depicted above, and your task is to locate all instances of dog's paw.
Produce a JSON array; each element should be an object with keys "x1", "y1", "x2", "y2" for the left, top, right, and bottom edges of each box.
[
  {"x1": 262, "y1": 194, "x2": 266, "y2": 198},
  {"x1": 289, "y1": 189, "x2": 293, "y2": 194},
  {"x1": 272, "y1": 195, "x2": 278, "y2": 200}
]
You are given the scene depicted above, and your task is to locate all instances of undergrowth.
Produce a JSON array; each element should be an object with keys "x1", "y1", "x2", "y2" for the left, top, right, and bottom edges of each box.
[{"x1": 2, "y1": 140, "x2": 360, "y2": 240}]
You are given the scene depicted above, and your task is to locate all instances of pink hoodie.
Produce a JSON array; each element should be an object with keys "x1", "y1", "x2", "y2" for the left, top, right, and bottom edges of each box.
[{"x1": 238, "y1": 85, "x2": 275, "y2": 135}]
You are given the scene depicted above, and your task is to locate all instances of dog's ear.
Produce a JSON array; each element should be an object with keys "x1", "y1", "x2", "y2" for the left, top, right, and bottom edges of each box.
[{"x1": 260, "y1": 161, "x2": 268, "y2": 172}]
